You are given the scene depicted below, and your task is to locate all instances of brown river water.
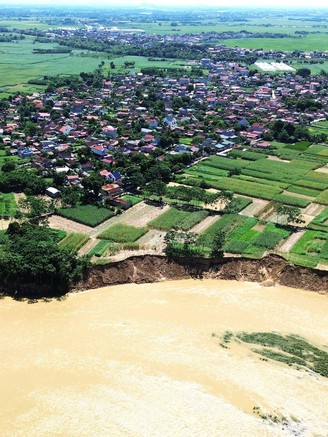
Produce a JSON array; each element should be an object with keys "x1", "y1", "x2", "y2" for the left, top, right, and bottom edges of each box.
[{"x1": 0, "y1": 279, "x2": 327, "y2": 436}]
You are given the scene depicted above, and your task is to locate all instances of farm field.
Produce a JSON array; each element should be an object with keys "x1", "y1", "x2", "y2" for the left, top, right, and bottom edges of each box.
[
  {"x1": 58, "y1": 232, "x2": 89, "y2": 252},
  {"x1": 99, "y1": 223, "x2": 147, "y2": 243},
  {"x1": 69, "y1": 141, "x2": 328, "y2": 268},
  {"x1": 56, "y1": 204, "x2": 115, "y2": 227},
  {"x1": 149, "y1": 207, "x2": 209, "y2": 231},
  {"x1": 0, "y1": 38, "x2": 105, "y2": 96}
]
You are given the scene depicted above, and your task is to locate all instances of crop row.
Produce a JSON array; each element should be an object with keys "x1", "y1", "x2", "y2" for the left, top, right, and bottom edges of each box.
[
  {"x1": 316, "y1": 189, "x2": 328, "y2": 206},
  {"x1": 286, "y1": 185, "x2": 320, "y2": 198},
  {"x1": 309, "y1": 207, "x2": 328, "y2": 231},
  {"x1": 149, "y1": 207, "x2": 209, "y2": 231},
  {"x1": 229, "y1": 149, "x2": 268, "y2": 161},
  {"x1": 200, "y1": 176, "x2": 281, "y2": 200},
  {"x1": 57, "y1": 204, "x2": 115, "y2": 227},
  {"x1": 99, "y1": 224, "x2": 147, "y2": 243},
  {"x1": 58, "y1": 233, "x2": 89, "y2": 252},
  {"x1": 273, "y1": 194, "x2": 310, "y2": 208}
]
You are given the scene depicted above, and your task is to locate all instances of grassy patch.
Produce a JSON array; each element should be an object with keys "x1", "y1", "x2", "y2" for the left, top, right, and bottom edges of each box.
[
  {"x1": 273, "y1": 194, "x2": 310, "y2": 208},
  {"x1": 198, "y1": 213, "x2": 248, "y2": 248},
  {"x1": 289, "y1": 230, "x2": 328, "y2": 266},
  {"x1": 99, "y1": 223, "x2": 147, "y2": 242},
  {"x1": 316, "y1": 189, "x2": 328, "y2": 206},
  {"x1": 57, "y1": 204, "x2": 115, "y2": 227},
  {"x1": 149, "y1": 207, "x2": 209, "y2": 231},
  {"x1": 121, "y1": 194, "x2": 143, "y2": 206},
  {"x1": 0, "y1": 192, "x2": 16, "y2": 217},
  {"x1": 252, "y1": 222, "x2": 290, "y2": 250},
  {"x1": 88, "y1": 240, "x2": 115, "y2": 257},
  {"x1": 309, "y1": 208, "x2": 328, "y2": 231},
  {"x1": 58, "y1": 232, "x2": 89, "y2": 252}
]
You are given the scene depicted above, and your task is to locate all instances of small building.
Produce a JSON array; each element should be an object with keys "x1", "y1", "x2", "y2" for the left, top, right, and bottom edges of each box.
[
  {"x1": 45, "y1": 187, "x2": 61, "y2": 199},
  {"x1": 101, "y1": 183, "x2": 123, "y2": 198}
]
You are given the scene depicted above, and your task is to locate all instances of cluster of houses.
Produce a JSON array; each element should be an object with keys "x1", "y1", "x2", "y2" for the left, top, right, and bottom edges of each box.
[{"x1": 1, "y1": 44, "x2": 328, "y2": 202}]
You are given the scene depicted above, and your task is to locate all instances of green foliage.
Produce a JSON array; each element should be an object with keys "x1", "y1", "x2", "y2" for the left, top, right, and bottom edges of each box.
[
  {"x1": 224, "y1": 240, "x2": 249, "y2": 253},
  {"x1": 252, "y1": 223, "x2": 290, "y2": 249},
  {"x1": 121, "y1": 194, "x2": 142, "y2": 206},
  {"x1": 149, "y1": 207, "x2": 209, "y2": 231},
  {"x1": 0, "y1": 223, "x2": 89, "y2": 293},
  {"x1": 57, "y1": 204, "x2": 115, "y2": 227},
  {"x1": 200, "y1": 176, "x2": 281, "y2": 200},
  {"x1": 286, "y1": 185, "x2": 320, "y2": 198},
  {"x1": 309, "y1": 208, "x2": 328, "y2": 231},
  {"x1": 164, "y1": 230, "x2": 210, "y2": 258},
  {"x1": 229, "y1": 149, "x2": 268, "y2": 161},
  {"x1": 58, "y1": 232, "x2": 89, "y2": 252},
  {"x1": 88, "y1": 240, "x2": 114, "y2": 258},
  {"x1": 273, "y1": 194, "x2": 310, "y2": 208},
  {"x1": 224, "y1": 196, "x2": 252, "y2": 213},
  {"x1": 203, "y1": 156, "x2": 249, "y2": 171},
  {"x1": 235, "y1": 332, "x2": 328, "y2": 378},
  {"x1": 0, "y1": 193, "x2": 16, "y2": 218},
  {"x1": 316, "y1": 189, "x2": 328, "y2": 206},
  {"x1": 99, "y1": 224, "x2": 147, "y2": 242},
  {"x1": 198, "y1": 214, "x2": 248, "y2": 248}
]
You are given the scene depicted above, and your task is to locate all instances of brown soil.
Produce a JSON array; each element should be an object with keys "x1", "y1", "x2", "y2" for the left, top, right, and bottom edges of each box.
[{"x1": 75, "y1": 254, "x2": 328, "y2": 295}]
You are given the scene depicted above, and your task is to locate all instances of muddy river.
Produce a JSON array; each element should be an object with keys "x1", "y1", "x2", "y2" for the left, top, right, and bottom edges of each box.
[{"x1": 0, "y1": 279, "x2": 327, "y2": 436}]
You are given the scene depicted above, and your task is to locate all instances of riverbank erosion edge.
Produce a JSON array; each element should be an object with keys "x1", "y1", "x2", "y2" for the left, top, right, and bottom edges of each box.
[
  {"x1": 1, "y1": 254, "x2": 326, "y2": 299},
  {"x1": 74, "y1": 254, "x2": 328, "y2": 295}
]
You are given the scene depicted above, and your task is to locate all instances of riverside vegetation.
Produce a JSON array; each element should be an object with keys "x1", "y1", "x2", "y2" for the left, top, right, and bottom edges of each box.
[{"x1": 219, "y1": 331, "x2": 328, "y2": 378}]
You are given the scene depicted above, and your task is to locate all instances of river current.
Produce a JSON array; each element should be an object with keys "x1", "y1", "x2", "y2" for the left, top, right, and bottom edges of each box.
[{"x1": 0, "y1": 279, "x2": 327, "y2": 436}]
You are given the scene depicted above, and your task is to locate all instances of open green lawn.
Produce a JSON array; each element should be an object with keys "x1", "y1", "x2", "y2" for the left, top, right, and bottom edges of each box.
[{"x1": 121, "y1": 194, "x2": 143, "y2": 206}]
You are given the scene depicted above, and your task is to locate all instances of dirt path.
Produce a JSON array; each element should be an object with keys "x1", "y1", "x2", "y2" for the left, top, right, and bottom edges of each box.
[
  {"x1": 90, "y1": 201, "x2": 170, "y2": 237},
  {"x1": 279, "y1": 230, "x2": 305, "y2": 253},
  {"x1": 48, "y1": 215, "x2": 94, "y2": 235},
  {"x1": 241, "y1": 198, "x2": 269, "y2": 217},
  {"x1": 190, "y1": 215, "x2": 220, "y2": 234},
  {"x1": 303, "y1": 203, "x2": 325, "y2": 217},
  {"x1": 267, "y1": 155, "x2": 290, "y2": 163},
  {"x1": 315, "y1": 164, "x2": 328, "y2": 174},
  {"x1": 78, "y1": 238, "x2": 99, "y2": 257},
  {"x1": 282, "y1": 190, "x2": 314, "y2": 201},
  {"x1": 137, "y1": 229, "x2": 165, "y2": 251}
]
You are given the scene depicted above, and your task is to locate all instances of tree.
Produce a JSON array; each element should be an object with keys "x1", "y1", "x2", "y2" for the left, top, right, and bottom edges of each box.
[
  {"x1": 18, "y1": 196, "x2": 54, "y2": 225},
  {"x1": 297, "y1": 67, "x2": 311, "y2": 78},
  {"x1": 1, "y1": 161, "x2": 16, "y2": 172},
  {"x1": 127, "y1": 172, "x2": 145, "y2": 191},
  {"x1": 211, "y1": 230, "x2": 225, "y2": 257},
  {"x1": 1, "y1": 222, "x2": 90, "y2": 294},
  {"x1": 276, "y1": 204, "x2": 304, "y2": 226},
  {"x1": 145, "y1": 180, "x2": 167, "y2": 197},
  {"x1": 82, "y1": 172, "x2": 104, "y2": 199},
  {"x1": 61, "y1": 186, "x2": 81, "y2": 207}
]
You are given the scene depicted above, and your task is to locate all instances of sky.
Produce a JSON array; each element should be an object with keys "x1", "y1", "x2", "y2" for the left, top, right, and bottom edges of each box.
[{"x1": 3, "y1": 0, "x2": 328, "y2": 7}]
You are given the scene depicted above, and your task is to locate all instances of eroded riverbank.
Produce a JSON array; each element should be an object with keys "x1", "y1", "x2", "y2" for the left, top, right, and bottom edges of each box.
[{"x1": 75, "y1": 254, "x2": 328, "y2": 295}]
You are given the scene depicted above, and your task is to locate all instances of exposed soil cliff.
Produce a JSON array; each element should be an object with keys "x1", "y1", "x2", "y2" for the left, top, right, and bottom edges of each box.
[{"x1": 75, "y1": 255, "x2": 328, "y2": 295}]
